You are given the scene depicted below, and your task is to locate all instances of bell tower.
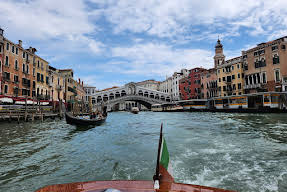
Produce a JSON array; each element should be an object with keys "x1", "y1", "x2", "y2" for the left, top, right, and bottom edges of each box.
[{"x1": 214, "y1": 39, "x2": 225, "y2": 68}]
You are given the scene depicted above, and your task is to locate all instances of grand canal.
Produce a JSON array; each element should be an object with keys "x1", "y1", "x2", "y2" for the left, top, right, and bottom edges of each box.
[{"x1": 0, "y1": 112, "x2": 287, "y2": 192}]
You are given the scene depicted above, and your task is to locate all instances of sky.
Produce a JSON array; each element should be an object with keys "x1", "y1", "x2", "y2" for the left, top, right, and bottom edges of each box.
[{"x1": 1, "y1": 0, "x2": 287, "y2": 89}]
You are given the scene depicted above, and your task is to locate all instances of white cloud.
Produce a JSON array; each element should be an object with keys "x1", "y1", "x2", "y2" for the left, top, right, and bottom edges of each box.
[
  {"x1": 89, "y1": 0, "x2": 287, "y2": 41},
  {"x1": 0, "y1": 0, "x2": 104, "y2": 61},
  {"x1": 96, "y1": 42, "x2": 214, "y2": 78}
]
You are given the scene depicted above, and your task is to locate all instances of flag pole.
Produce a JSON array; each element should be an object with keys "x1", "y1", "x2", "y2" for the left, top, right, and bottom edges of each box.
[{"x1": 154, "y1": 123, "x2": 163, "y2": 189}]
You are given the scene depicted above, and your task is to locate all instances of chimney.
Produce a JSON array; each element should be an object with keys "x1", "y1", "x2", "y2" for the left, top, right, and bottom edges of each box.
[
  {"x1": 82, "y1": 81, "x2": 83, "y2": 87},
  {"x1": 29, "y1": 46, "x2": 32, "y2": 53},
  {"x1": 78, "y1": 78, "x2": 81, "y2": 84},
  {"x1": 18, "y1": 40, "x2": 22, "y2": 47}
]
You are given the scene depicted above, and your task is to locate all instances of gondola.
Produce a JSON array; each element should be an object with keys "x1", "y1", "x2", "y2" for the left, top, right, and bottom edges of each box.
[{"x1": 65, "y1": 112, "x2": 107, "y2": 126}]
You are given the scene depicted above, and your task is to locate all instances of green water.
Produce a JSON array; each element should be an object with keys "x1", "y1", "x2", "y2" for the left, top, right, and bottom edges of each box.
[{"x1": 0, "y1": 112, "x2": 287, "y2": 192}]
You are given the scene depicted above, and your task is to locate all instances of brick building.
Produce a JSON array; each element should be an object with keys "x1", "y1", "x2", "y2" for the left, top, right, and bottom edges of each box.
[
  {"x1": 49, "y1": 66, "x2": 65, "y2": 101},
  {"x1": 242, "y1": 37, "x2": 287, "y2": 93},
  {"x1": 179, "y1": 68, "x2": 206, "y2": 100},
  {"x1": 1, "y1": 36, "x2": 35, "y2": 98},
  {"x1": 201, "y1": 68, "x2": 218, "y2": 99}
]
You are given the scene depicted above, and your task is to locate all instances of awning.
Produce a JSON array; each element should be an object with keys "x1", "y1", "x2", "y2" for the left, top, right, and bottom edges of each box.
[{"x1": 0, "y1": 97, "x2": 13, "y2": 103}]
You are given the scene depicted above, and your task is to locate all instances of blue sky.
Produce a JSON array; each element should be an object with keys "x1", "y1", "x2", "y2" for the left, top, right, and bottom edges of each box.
[{"x1": 1, "y1": 0, "x2": 287, "y2": 89}]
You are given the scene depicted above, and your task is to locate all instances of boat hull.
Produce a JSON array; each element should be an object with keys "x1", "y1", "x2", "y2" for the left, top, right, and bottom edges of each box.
[
  {"x1": 65, "y1": 112, "x2": 106, "y2": 126},
  {"x1": 36, "y1": 180, "x2": 236, "y2": 192}
]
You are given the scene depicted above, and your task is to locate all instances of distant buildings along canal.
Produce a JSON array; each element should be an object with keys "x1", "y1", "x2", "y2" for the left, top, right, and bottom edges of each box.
[{"x1": 0, "y1": 28, "x2": 85, "y2": 105}]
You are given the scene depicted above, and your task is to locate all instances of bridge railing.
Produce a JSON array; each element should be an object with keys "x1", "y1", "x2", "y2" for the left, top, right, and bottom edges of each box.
[{"x1": 95, "y1": 94, "x2": 172, "y2": 106}]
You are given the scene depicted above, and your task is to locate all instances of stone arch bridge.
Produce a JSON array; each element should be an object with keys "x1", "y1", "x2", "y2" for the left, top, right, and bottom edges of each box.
[{"x1": 89, "y1": 83, "x2": 172, "y2": 111}]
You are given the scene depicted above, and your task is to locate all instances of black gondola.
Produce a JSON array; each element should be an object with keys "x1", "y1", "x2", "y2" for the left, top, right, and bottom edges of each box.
[{"x1": 65, "y1": 112, "x2": 107, "y2": 126}]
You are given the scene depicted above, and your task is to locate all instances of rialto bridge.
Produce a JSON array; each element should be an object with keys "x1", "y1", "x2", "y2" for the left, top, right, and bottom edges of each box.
[{"x1": 87, "y1": 83, "x2": 172, "y2": 110}]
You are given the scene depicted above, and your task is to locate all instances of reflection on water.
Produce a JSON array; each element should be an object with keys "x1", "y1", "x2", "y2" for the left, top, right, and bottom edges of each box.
[{"x1": 0, "y1": 112, "x2": 287, "y2": 192}]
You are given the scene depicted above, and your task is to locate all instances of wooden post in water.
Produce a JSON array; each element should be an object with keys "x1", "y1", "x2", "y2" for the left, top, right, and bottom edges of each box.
[
  {"x1": 24, "y1": 97, "x2": 28, "y2": 122},
  {"x1": 32, "y1": 98, "x2": 35, "y2": 122},
  {"x1": 59, "y1": 99, "x2": 62, "y2": 119},
  {"x1": 17, "y1": 111, "x2": 20, "y2": 123},
  {"x1": 9, "y1": 106, "x2": 11, "y2": 123}
]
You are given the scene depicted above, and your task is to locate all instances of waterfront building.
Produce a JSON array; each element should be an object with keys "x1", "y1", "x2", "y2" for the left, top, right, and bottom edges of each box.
[
  {"x1": 58, "y1": 69, "x2": 85, "y2": 103},
  {"x1": 75, "y1": 78, "x2": 85, "y2": 102},
  {"x1": 136, "y1": 79, "x2": 160, "y2": 91},
  {"x1": 201, "y1": 68, "x2": 218, "y2": 99},
  {"x1": 28, "y1": 47, "x2": 50, "y2": 100},
  {"x1": 242, "y1": 36, "x2": 287, "y2": 93},
  {"x1": 49, "y1": 66, "x2": 65, "y2": 101},
  {"x1": 159, "y1": 69, "x2": 188, "y2": 101},
  {"x1": 217, "y1": 56, "x2": 244, "y2": 97},
  {"x1": 59, "y1": 69, "x2": 77, "y2": 102},
  {"x1": 214, "y1": 40, "x2": 244, "y2": 97},
  {"x1": 179, "y1": 68, "x2": 207, "y2": 100},
  {"x1": 159, "y1": 76, "x2": 172, "y2": 94},
  {"x1": 0, "y1": 28, "x2": 39, "y2": 99},
  {"x1": 84, "y1": 86, "x2": 98, "y2": 104}
]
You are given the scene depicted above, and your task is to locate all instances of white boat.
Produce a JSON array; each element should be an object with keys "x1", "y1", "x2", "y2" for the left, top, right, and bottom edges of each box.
[{"x1": 131, "y1": 107, "x2": 139, "y2": 114}]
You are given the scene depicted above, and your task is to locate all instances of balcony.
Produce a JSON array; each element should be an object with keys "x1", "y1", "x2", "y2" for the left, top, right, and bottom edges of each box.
[{"x1": 244, "y1": 83, "x2": 263, "y2": 89}]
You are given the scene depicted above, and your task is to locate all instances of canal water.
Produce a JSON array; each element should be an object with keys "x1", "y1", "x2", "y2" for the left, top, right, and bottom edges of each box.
[{"x1": 0, "y1": 112, "x2": 287, "y2": 192}]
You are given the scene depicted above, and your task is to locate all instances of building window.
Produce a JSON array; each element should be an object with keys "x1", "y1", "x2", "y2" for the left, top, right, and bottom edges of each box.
[
  {"x1": 275, "y1": 69, "x2": 280, "y2": 82},
  {"x1": 0, "y1": 60, "x2": 1, "y2": 72},
  {"x1": 272, "y1": 45, "x2": 278, "y2": 51},
  {"x1": 4, "y1": 85, "x2": 8, "y2": 94},
  {"x1": 273, "y1": 54, "x2": 280, "y2": 64},
  {"x1": 5, "y1": 56, "x2": 9, "y2": 66},
  {"x1": 23, "y1": 52, "x2": 26, "y2": 58},
  {"x1": 238, "y1": 73, "x2": 240, "y2": 78},
  {"x1": 14, "y1": 75, "x2": 19, "y2": 83},
  {"x1": 33, "y1": 68, "x2": 35, "y2": 76},
  {"x1": 26, "y1": 65, "x2": 29, "y2": 74},
  {"x1": 0, "y1": 44, "x2": 2, "y2": 53},
  {"x1": 232, "y1": 66, "x2": 234, "y2": 70},
  {"x1": 232, "y1": 75, "x2": 235, "y2": 80},
  {"x1": 223, "y1": 68, "x2": 225, "y2": 72},
  {"x1": 223, "y1": 86, "x2": 226, "y2": 91},
  {"x1": 237, "y1": 64, "x2": 240, "y2": 69},
  {"x1": 238, "y1": 83, "x2": 242, "y2": 89},
  {"x1": 15, "y1": 60, "x2": 18, "y2": 70},
  {"x1": 37, "y1": 60, "x2": 40, "y2": 68},
  {"x1": 6, "y1": 43, "x2": 9, "y2": 51},
  {"x1": 12, "y1": 46, "x2": 15, "y2": 53},
  {"x1": 41, "y1": 74, "x2": 44, "y2": 82},
  {"x1": 23, "y1": 64, "x2": 26, "y2": 72},
  {"x1": 16, "y1": 47, "x2": 18, "y2": 55},
  {"x1": 46, "y1": 76, "x2": 49, "y2": 84},
  {"x1": 262, "y1": 72, "x2": 267, "y2": 84},
  {"x1": 37, "y1": 73, "x2": 40, "y2": 82},
  {"x1": 223, "y1": 77, "x2": 226, "y2": 81}
]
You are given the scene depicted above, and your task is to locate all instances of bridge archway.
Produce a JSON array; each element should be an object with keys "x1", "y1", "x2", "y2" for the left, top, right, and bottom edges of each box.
[
  {"x1": 155, "y1": 94, "x2": 159, "y2": 99},
  {"x1": 109, "y1": 93, "x2": 114, "y2": 100},
  {"x1": 103, "y1": 94, "x2": 108, "y2": 102},
  {"x1": 121, "y1": 90, "x2": 126, "y2": 96},
  {"x1": 115, "y1": 92, "x2": 120, "y2": 98},
  {"x1": 97, "y1": 96, "x2": 102, "y2": 103}
]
